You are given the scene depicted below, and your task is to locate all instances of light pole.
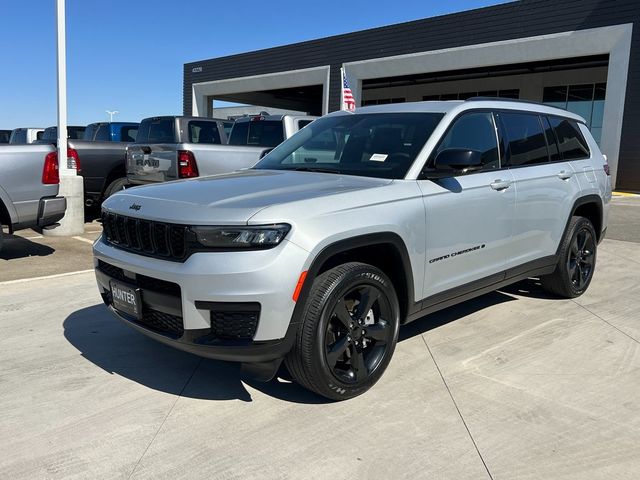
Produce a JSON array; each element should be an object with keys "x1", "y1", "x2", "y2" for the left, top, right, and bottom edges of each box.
[
  {"x1": 106, "y1": 110, "x2": 118, "y2": 122},
  {"x1": 44, "y1": 0, "x2": 85, "y2": 237}
]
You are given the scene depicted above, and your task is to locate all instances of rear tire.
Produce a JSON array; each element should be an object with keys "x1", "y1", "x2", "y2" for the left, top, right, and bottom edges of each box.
[
  {"x1": 103, "y1": 177, "x2": 128, "y2": 199},
  {"x1": 541, "y1": 216, "x2": 597, "y2": 298},
  {"x1": 285, "y1": 262, "x2": 400, "y2": 400}
]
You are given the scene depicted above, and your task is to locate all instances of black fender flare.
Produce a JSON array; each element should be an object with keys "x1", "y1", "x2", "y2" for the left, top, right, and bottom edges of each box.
[{"x1": 289, "y1": 232, "x2": 416, "y2": 327}]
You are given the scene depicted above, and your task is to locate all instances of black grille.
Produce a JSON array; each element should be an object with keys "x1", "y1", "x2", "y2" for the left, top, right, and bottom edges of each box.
[
  {"x1": 101, "y1": 211, "x2": 189, "y2": 261},
  {"x1": 98, "y1": 260, "x2": 184, "y2": 337},
  {"x1": 139, "y1": 310, "x2": 184, "y2": 336},
  {"x1": 210, "y1": 311, "x2": 259, "y2": 339}
]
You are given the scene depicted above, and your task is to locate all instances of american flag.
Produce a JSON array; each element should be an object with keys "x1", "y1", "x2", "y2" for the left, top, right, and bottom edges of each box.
[{"x1": 341, "y1": 68, "x2": 356, "y2": 111}]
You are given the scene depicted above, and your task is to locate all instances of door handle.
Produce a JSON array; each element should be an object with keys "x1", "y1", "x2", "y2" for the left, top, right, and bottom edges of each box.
[
  {"x1": 490, "y1": 179, "x2": 511, "y2": 191},
  {"x1": 557, "y1": 170, "x2": 573, "y2": 180}
]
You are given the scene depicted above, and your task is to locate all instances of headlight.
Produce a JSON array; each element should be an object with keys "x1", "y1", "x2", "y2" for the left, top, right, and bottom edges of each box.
[{"x1": 191, "y1": 224, "x2": 291, "y2": 249}]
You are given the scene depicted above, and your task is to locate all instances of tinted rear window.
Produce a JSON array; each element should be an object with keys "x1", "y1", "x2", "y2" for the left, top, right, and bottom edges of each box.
[
  {"x1": 228, "y1": 122, "x2": 249, "y2": 146},
  {"x1": 549, "y1": 117, "x2": 590, "y2": 160},
  {"x1": 500, "y1": 112, "x2": 549, "y2": 166},
  {"x1": 188, "y1": 121, "x2": 221, "y2": 144},
  {"x1": 136, "y1": 118, "x2": 176, "y2": 143},
  {"x1": 120, "y1": 126, "x2": 138, "y2": 142},
  {"x1": 83, "y1": 124, "x2": 98, "y2": 140},
  {"x1": 0, "y1": 131, "x2": 10, "y2": 143},
  {"x1": 42, "y1": 128, "x2": 57, "y2": 141},
  {"x1": 68, "y1": 127, "x2": 85, "y2": 139},
  {"x1": 94, "y1": 124, "x2": 111, "y2": 141},
  {"x1": 229, "y1": 120, "x2": 284, "y2": 147},
  {"x1": 10, "y1": 130, "x2": 27, "y2": 143}
]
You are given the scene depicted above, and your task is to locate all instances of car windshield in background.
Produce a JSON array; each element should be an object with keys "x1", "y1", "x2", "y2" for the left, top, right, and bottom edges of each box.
[{"x1": 254, "y1": 112, "x2": 444, "y2": 179}]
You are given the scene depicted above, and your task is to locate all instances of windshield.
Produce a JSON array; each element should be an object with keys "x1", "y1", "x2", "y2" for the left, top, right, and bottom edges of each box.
[{"x1": 253, "y1": 112, "x2": 444, "y2": 179}]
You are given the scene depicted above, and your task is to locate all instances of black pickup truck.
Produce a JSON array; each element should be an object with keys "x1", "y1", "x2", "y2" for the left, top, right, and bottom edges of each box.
[{"x1": 41, "y1": 122, "x2": 139, "y2": 208}]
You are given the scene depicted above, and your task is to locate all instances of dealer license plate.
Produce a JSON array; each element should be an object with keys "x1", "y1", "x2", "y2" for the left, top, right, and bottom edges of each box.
[{"x1": 110, "y1": 281, "x2": 141, "y2": 319}]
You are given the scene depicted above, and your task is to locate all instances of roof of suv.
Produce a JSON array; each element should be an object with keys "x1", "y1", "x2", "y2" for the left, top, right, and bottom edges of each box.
[{"x1": 338, "y1": 99, "x2": 586, "y2": 123}]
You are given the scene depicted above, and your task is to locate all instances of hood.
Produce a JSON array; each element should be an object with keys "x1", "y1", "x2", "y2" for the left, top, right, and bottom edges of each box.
[{"x1": 103, "y1": 169, "x2": 392, "y2": 224}]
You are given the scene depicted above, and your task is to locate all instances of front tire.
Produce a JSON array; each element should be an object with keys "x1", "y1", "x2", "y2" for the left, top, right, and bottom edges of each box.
[
  {"x1": 285, "y1": 262, "x2": 400, "y2": 400},
  {"x1": 541, "y1": 216, "x2": 597, "y2": 298}
]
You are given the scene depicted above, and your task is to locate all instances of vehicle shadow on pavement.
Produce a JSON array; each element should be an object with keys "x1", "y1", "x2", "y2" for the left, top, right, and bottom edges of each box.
[
  {"x1": 63, "y1": 304, "x2": 328, "y2": 404},
  {"x1": 499, "y1": 277, "x2": 560, "y2": 300},
  {"x1": 0, "y1": 235, "x2": 55, "y2": 260},
  {"x1": 65, "y1": 287, "x2": 540, "y2": 404},
  {"x1": 399, "y1": 290, "x2": 517, "y2": 342}
]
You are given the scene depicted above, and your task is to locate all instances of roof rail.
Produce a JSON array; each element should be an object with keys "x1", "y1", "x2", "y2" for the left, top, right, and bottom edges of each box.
[{"x1": 465, "y1": 96, "x2": 561, "y2": 109}]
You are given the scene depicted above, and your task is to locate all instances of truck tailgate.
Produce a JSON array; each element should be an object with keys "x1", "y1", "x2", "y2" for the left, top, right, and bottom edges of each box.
[{"x1": 127, "y1": 144, "x2": 178, "y2": 184}]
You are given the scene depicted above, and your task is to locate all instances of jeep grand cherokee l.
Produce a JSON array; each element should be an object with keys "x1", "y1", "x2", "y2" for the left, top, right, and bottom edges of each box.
[{"x1": 94, "y1": 99, "x2": 611, "y2": 400}]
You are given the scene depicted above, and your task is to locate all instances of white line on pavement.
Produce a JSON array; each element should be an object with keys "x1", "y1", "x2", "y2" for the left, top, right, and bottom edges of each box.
[
  {"x1": 73, "y1": 236, "x2": 96, "y2": 245},
  {"x1": 0, "y1": 269, "x2": 94, "y2": 286}
]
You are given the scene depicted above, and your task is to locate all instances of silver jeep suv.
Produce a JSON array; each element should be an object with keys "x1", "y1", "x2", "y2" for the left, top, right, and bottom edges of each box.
[{"x1": 94, "y1": 99, "x2": 611, "y2": 400}]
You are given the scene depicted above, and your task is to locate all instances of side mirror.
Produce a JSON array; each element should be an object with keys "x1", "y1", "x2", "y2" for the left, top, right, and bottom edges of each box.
[{"x1": 434, "y1": 149, "x2": 483, "y2": 171}]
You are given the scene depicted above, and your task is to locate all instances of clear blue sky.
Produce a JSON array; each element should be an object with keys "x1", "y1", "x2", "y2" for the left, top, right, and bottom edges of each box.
[{"x1": 0, "y1": 0, "x2": 508, "y2": 129}]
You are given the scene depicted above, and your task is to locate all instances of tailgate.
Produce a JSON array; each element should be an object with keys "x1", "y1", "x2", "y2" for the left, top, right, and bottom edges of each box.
[{"x1": 127, "y1": 144, "x2": 178, "y2": 184}]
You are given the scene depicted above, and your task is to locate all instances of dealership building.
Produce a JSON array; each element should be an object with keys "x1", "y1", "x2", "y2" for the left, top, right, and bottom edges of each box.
[{"x1": 184, "y1": 0, "x2": 640, "y2": 191}]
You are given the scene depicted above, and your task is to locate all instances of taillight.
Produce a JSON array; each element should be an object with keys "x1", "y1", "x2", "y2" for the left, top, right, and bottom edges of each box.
[
  {"x1": 42, "y1": 152, "x2": 60, "y2": 184},
  {"x1": 178, "y1": 150, "x2": 199, "y2": 178},
  {"x1": 67, "y1": 147, "x2": 81, "y2": 173}
]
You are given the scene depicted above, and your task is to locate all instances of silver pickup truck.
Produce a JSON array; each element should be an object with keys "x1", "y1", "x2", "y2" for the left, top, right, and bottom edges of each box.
[
  {"x1": 0, "y1": 144, "x2": 66, "y2": 251},
  {"x1": 126, "y1": 115, "x2": 315, "y2": 185},
  {"x1": 126, "y1": 116, "x2": 261, "y2": 185}
]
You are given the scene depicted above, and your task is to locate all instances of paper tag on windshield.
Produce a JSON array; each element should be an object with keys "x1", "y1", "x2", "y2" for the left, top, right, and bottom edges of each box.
[{"x1": 370, "y1": 153, "x2": 388, "y2": 162}]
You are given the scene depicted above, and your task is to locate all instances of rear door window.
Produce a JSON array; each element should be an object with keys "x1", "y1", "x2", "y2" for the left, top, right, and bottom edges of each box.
[
  {"x1": 188, "y1": 121, "x2": 222, "y2": 144},
  {"x1": 548, "y1": 116, "x2": 590, "y2": 160},
  {"x1": 499, "y1": 112, "x2": 549, "y2": 167}
]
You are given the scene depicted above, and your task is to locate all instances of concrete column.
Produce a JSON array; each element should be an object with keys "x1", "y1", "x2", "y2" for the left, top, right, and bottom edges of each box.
[{"x1": 43, "y1": 0, "x2": 85, "y2": 237}]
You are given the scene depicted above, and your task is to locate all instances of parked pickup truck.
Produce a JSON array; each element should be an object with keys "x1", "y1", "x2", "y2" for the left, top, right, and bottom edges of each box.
[
  {"x1": 0, "y1": 130, "x2": 10, "y2": 144},
  {"x1": 63, "y1": 139, "x2": 135, "y2": 207},
  {"x1": 9, "y1": 128, "x2": 44, "y2": 144},
  {"x1": 0, "y1": 144, "x2": 66, "y2": 252},
  {"x1": 127, "y1": 115, "x2": 316, "y2": 185},
  {"x1": 38, "y1": 126, "x2": 139, "y2": 207},
  {"x1": 126, "y1": 116, "x2": 270, "y2": 185},
  {"x1": 228, "y1": 114, "x2": 317, "y2": 147},
  {"x1": 83, "y1": 122, "x2": 139, "y2": 143},
  {"x1": 37, "y1": 126, "x2": 86, "y2": 144}
]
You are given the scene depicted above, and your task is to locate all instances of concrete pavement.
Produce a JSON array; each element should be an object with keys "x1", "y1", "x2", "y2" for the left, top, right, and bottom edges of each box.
[{"x1": 1, "y1": 238, "x2": 639, "y2": 479}]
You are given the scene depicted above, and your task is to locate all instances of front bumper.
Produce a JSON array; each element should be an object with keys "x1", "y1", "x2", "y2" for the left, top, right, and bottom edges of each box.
[
  {"x1": 93, "y1": 236, "x2": 310, "y2": 362},
  {"x1": 37, "y1": 196, "x2": 66, "y2": 227}
]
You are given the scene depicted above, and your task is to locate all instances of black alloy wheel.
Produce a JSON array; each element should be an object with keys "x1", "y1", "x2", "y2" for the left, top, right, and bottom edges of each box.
[
  {"x1": 285, "y1": 262, "x2": 400, "y2": 400},
  {"x1": 324, "y1": 284, "x2": 394, "y2": 384},
  {"x1": 567, "y1": 227, "x2": 596, "y2": 291},
  {"x1": 541, "y1": 216, "x2": 598, "y2": 298}
]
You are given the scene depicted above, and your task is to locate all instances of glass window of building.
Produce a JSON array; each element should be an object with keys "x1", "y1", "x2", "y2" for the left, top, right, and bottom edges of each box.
[{"x1": 543, "y1": 83, "x2": 606, "y2": 145}]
